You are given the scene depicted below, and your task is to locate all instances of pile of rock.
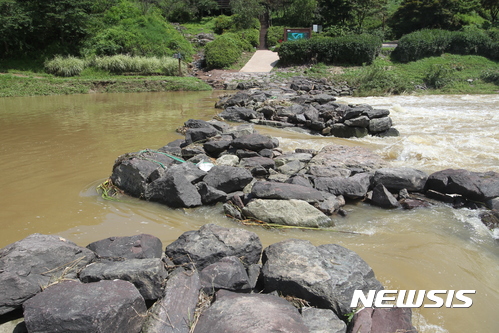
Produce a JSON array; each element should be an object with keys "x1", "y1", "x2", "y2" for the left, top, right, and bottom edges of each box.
[
  {"x1": 109, "y1": 118, "x2": 499, "y2": 231},
  {"x1": 0, "y1": 225, "x2": 417, "y2": 333},
  {"x1": 215, "y1": 78, "x2": 399, "y2": 138}
]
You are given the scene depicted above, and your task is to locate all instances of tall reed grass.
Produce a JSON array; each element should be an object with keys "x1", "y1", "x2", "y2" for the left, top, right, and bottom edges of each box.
[
  {"x1": 44, "y1": 56, "x2": 86, "y2": 77},
  {"x1": 44, "y1": 55, "x2": 186, "y2": 77},
  {"x1": 90, "y1": 55, "x2": 186, "y2": 75}
]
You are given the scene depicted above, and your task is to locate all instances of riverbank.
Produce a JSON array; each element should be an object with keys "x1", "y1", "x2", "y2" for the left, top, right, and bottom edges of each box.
[
  {"x1": 0, "y1": 74, "x2": 211, "y2": 98},
  {"x1": 2, "y1": 53, "x2": 499, "y2": 97}
]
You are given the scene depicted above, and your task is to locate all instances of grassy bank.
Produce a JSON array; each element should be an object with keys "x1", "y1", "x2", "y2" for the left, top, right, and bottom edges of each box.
[
  {"x1": 0, "y1": 57, "x2": 211, "y2": 97},
  {"x1": 295, "y1": 51, "x2": 499, "y2": 96},
  {"x1": 0, "y1": 74, "x2": 212, "y2": 97}
]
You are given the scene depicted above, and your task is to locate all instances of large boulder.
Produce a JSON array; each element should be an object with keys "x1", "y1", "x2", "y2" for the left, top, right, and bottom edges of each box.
[
  {"x1": 111, "y1": 151, "x2": 177, "y2": 198},
  {"x1": 308, "y1": 145, "x2": 386, "y2": 173},
  {"x1": 302, "y1": 307, "x2": 347, "y2": 333},
  {"x1": 0, "y1": 234, "x2": 95, "y2": 315},
  {"x1": 79, "y1": 258, "x2": 167, "y2": 300},
  {"x1": 314, "y1": 173, "x2": 373, "y2": 199},
  {"x1": 145, "y1": 164, "x2": 202, "y2": 208},
  {"x1": 199, "y1": 256, "x2": 252, "y2": 295},
  {"x1": 23, "y1": 280, "x2": 146, "y2": 333},
  {"x1": 348, "y1": 307, "x2": 416, "y2": 333},
  {"x1": 243, "y1": 199, "x2": 332, "y2": 228},
  {"x1": 185, "y1": 127, "x2": 218, "y2": 145},
  {"x1": 86, "y1": 234, "x2": 163, "y2": 259},
  {"x1": 142, "y1": 269, "x2": 201, "y2": 333},
  {"x1": 370, "y1": 184, "x2": 400, "y2": 209},
  {"x1": 262, "y1": 239, "x2": 383, "y2": 316},
  {"x1": 192, "y1": 290, "x2": 310, "y2": 333},
  {"x1": 165, "y1": 224, "x2": 262, "y2": 271},
  {"x1": 373, "y1": 167, "x2": 428, "y2": 192},
  {"x1": 251, "y1": 181, "x2": 325, "y2": 203},
  {"x1": 425, "y1": 169, "x2": 499, "y2": 202},
  {"x1": 231, "y1": 133, "x2": 279, "y2": 151},
  {"x1": 368, "y1": 117, "x2": 392, "y2": 133},
  {"x1": 203, "y1": 165, "x2": 253, "y2": 193},
  {"x1": 219, "y1": 106, "x2": 257, "y2": 122}
]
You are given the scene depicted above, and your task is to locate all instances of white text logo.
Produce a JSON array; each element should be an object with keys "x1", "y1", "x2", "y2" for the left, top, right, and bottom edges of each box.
[{"x1": 350, "y1": 290, "x2": 476, "y2": 308}]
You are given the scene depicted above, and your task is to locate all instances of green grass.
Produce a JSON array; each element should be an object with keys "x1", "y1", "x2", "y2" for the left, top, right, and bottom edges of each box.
[
  {"x1": 0, "y1": 74, "x2": 211, "y2": 97},
  {"x1": 334, "y1": 54, "x2": 499, "y2": 95},
  {"x1": 181, "y1": 17, "x2": 216, "y2": 37}
]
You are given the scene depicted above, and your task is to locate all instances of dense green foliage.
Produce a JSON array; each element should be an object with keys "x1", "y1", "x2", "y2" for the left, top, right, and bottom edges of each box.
[
  {"x1": 278, "y1": 34, "x2": 382, "y2": 66},
  {"x1": 392, "y1": 28, "x2": 499, "y2": 62},
  {"x1": 266, "y1": 26, "x2": 286, "y2": 48},
  {"x1": 204, "y1": 35, "x2": 243, "y2": 69}
]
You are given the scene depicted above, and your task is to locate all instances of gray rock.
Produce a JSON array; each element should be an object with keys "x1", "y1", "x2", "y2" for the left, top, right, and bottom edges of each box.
[
  {"x1": 302, "y1": 307, "x2": 347, "y2": 333},
  {"x1": 368, "y1": 117, "x2": 392, "y2": 133},
  {"x1": 286, "y1": 174, "x2": 314, "y2": 188},
  {"x1": 348, "y1": 307, "x2": 416, "y2": 333},
  {"x1": 330, "y1": 124, "x2": 368, "y2": 138},
  {"x1": 219, "y1": 106, "x2": 257, "y2": 122},
  {"x1": 231, "y1": 133, "x2": 279, "y2": 151},
  {"x1": 111, "y1": 151, "x2": 177, "y2": 198},
  {"x1": 165, "y1": 224, "x2": 262, "y2": 270},
  {"x1": 344, "y1": 116, "x2": 370, "y2": 128},
  {"x1": 185, "y1": 127, "x2": 218, "y2": 144},
  {"x1": 425, "y1": 169, "x2": 499, "y2": 202},
  {"x1": 79, "y1": 258, "x2": 167, "y2": 300},
  {"x1": 486, "y1": 197, "x2": 499, "y2": 210},
  {"x1": 308, "y1": 145, "x2": 386, "y2": 173},
  {"x1": 371, "y1": 184, "x2": 400, "y2": 209},
  {"x1": 312, "y1": 94, "x2": 337, "y2": 104},
  {"x1": 142, "y1": 269, "x2": 201, "y2": 333},
  {"x1": 196, "y1": 182, "x2": 227, "y2": 205},
  {"x1": 145, "y1": 164, "x2": 202, "y2": 208},
  {"x1": 316, "y1": 194, "x2": 344, "y2": 215},
  {"x1": 86, "y1": 234, "x2": 162, "y2": 259},
  {"x1": 203, "y1": 140, "x2": 231, "y2": 157},
  {"x1": 0, "y1": 234, "x2": 95, "y2": 315},
  {"x1": 363, "y1": 108, "x2": 390, "y2": 119},
  {"x1": 203, "y1": 165, "x2": 254, "y2": 193},
  {"x1": 216, "y1": 154, "x2": 239, "y2": 166},
  {"x1": 225, "y1": 123, "x2": 255, "y2": 138},
  {"x1": 251, "y1": 181, "x2": 325, "y2": 203},
  {"x1": 223, "y1": 202, "x2": 243, "y2": 220},
  {"x1": 274, "y1": 153, "x2": 313, "y2": 167},
  {"x1": 240, "y1": 156, "x2": 276, "y2": 170},
  {"x1": 262, "y1": 239, "x2": 383, "y2": 316},
  {"x1": 307, "y1": 166, "x2": 351, "y2": 178},
  {"x1": 373, "y1": 167, "x2": 428, "y2": 192},
  {"x1": 243, "y1": 199, "x2": 332, "y2": 228},
  {"x1": 199, "y1": 256, "x2": 252, "y2": 295},
  {"x1": 23, "y1": 280, "x2": 146, "y2": 333},
  {"x1": 314, "y1": 173, "x2": 373, "y2": 199},
  {"x1": 192, "y1": 290, "x2": 309, "y2": 333}
]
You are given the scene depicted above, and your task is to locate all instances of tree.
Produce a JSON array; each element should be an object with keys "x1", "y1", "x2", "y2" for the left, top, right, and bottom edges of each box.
[
  {"x1": 388, "y1": 0, "x2": 481, "y2": 37},
  {"x1": 230, "y1": 0, "x2": 264, "y2": 29},
  {"x1": 481, "y1": 0, "x2": 499, "y2": 22},
  {"x1": 0, "y1": 0, "x2": 32, "y2": 56},
  {"x1": 286, "y1": 0, "x2": 318, "y2": 27},
  {"x1": 317, "y1": 0, "x2": 387, "y2": 32}
]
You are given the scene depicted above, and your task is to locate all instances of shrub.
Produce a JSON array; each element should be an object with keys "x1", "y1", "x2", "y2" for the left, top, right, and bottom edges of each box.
[
  {"x1": 204, "y1": 35, "x2": 242, "y2": 69},
  {"x1": 278, "y1": 34, "x2": 382, "y2": 66},
  {"x1": 223, "y1": 32, "x2": 253, "y2": 52},
  {"x1": 392, "y1": 29, "x2": 453, "y2": 63},
  {"x1": 214, "y1": 15, "x2": 234, "y2": 34},
  {"x1": 266, "y1": 26, "x2": 285, "y2": 48},
  {"x1": 480, "y1": 70, "x2": 499, "y2": 85},
  {"x1": 448, "y1": 29, "x2": 490, "y2": 55},
  {"x1": 424, "y1": 64, "x2": 455, "y2": 89},
  {"x1": 44, "y1": 56, "x2": 86, "y2": 77}
]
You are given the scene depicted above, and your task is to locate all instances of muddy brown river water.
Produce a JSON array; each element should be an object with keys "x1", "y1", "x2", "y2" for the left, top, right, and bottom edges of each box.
[{"x1": 0, "y1": 92, "x2": 498, "y2": 332}]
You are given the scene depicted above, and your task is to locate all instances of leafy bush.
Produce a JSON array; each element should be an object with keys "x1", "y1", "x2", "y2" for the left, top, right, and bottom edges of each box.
[
  {"x1": 448, "y1": 29, "x2": 490, "y2": 55},
  {"x1": 214, "y1": 15, "x2": 235, "y2": 34},
  {"x1": 393, "y1": 28, "x2": 499, "y2": 62},
  {"x1": 424, "y1": 64, "x2": 455, "y2": 88},
  {"x1": 392, "y1": 29, "x2": 453, "y2": 62},
  {"x1": 204, "y1": 35, "x2": 242, "y2": 69},
  {"x1": 278, "y1": 34, "x2": 382, "y2": 66},
  {"x1": 266, "y1": 26, "x2": 285, "y2": 48},
  {"x1": 223, "y1": 32, "x2": 253, "y2": 52},
  {"x1": 480, "y1": 70, "x2": 499, "y2": 85},
  {"x1": 44, "y1": 56, "x2": 86, "y2": 77}
]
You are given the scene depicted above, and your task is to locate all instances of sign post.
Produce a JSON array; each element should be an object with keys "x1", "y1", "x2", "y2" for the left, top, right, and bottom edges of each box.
[
  {"x1": 284, "y1": 28, "x2": 312, "y2": 42},
  {"x1": 173, "y1": 53, "x2": 182, "y2": 76}
]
